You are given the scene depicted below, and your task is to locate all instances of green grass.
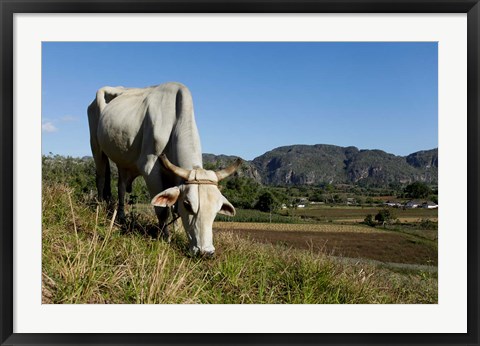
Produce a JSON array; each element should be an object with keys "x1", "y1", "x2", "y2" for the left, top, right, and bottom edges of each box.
[
  {"x1": 215, "y1": 208, "x2": 308, "y2": 224},
  {"x1": 135, "y1": 204, "x2": 307, "y2": 224},
  {"x1": 42, "y1": 182, "x2": 438, "y2": 304}
]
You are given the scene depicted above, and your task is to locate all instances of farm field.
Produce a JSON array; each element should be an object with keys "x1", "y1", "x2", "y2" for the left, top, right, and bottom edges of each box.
[
  {"x1": 289, "y1": 205, "x2": 438, "y2": 223},
  {"x1": 214, "y1": 222, "x2": 437, "y2": 266},
  {"x1": 42, "y1": 182, "x2": 438, "y2": 304}
]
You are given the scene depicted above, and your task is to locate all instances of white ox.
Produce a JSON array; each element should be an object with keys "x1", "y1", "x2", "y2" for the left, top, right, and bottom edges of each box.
[{"x1": 87, "y1": 82, "x2": 241, "y2": 256}]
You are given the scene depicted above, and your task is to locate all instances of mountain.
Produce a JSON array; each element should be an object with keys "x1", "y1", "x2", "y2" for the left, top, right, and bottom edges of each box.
[
  {"x1": 204, "y1": 145, "x2": 438, "y2": 187},
  {"x1": 406, "y1": 149, "x2": 439, "y2": 168},
  {"x1": 203, "y1": 153, "x2": 262, "y2": 182},
  {"x1": 251, "y1": 144, "x2": 353, "y2": 185}
]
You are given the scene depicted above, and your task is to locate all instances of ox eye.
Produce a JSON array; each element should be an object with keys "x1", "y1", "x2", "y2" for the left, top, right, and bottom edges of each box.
[{"x1": 183, "y1": 200, "x2": 194, "y2": 213}]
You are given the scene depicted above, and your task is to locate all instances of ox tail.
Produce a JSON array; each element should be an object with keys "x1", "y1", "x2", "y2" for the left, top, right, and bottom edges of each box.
[
  {"x1": 96, "y1": 86, "x2": 125, "y2": 112},
  {"x1": 103, "y1": 155, "x2": 112, "y2": 202},
  {"x1": 87, "y1": 98, "x2": 112, "y2": 203}
]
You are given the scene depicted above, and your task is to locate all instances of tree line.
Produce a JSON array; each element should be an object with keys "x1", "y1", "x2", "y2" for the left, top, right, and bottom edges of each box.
[{"x1": 43, "y1": 155, "x2": 437, "y2": 213}]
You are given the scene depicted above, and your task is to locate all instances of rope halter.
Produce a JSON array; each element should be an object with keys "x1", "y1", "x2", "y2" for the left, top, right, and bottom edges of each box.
[{"x1": 184, "y1": 179, "x2": 218, "y2": 186}]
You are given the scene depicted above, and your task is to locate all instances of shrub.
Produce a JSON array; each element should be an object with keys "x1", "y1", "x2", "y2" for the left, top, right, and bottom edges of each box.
[
  {"x1": 375, "y1": 208, "x2": 396, "y2": 226},
  {"x1": 419, "y1": 218, "x2": 437, "y2": 230},
  {"x1": 364, "y1": 214, "x2": 376, "y2": 227},
  {"x1": 254, "y1": 191, "x2": 278, "y2": 212},
  {"x1": 404, "y1": 182, "x2": 432, "y2": 199}
]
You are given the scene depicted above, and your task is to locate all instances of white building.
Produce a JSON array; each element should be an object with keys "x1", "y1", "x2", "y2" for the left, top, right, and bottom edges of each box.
[{"x1": 422, "y1": 201, "x2": 438, "y2": 209}]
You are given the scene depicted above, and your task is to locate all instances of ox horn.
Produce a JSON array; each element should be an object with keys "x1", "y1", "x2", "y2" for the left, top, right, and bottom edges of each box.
[
  {"x1": 216, "y1": 158, "x2": 242, "y2": 181},
  {"x1": 160, "y1": 154, "x2": 190, "y2": 180}
]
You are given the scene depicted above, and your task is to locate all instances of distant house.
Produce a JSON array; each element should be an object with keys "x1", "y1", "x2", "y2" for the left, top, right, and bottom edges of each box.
[
  {"x1": 346, "y1": 198, "x2": 356, "y2": 205},
  {"x1": 422, "y1": 201, "x2": 438, "y2": 209},
  {"x1": 404, "y1": 200, "x2": 422, "y2": 209},
  {"x1": 384, "y1": 201, "x2": 402, "y2": 208}
]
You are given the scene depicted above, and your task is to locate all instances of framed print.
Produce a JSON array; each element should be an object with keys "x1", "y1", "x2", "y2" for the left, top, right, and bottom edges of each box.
[{"x1": 1, "y1": 1, "x2": 479, "y2": 345}]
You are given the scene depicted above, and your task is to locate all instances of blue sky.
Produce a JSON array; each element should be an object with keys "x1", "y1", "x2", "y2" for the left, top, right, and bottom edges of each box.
[{"x1": 42, "y1": 42, "x2": 437, "y2": 161}]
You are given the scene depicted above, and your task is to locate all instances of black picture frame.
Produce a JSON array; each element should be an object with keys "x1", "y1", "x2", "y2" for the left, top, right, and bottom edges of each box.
[{"x1": 1, "y1": 1, "x2": 479, "y2": 345}]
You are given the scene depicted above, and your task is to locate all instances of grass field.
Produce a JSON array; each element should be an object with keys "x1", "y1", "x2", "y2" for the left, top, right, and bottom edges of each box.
[
  {"x1": 137, "y1": 204, "x2": 307, "y2": 224},
  {"x1": 42, "y1": 182, "x2": 438, "y2": 304}
]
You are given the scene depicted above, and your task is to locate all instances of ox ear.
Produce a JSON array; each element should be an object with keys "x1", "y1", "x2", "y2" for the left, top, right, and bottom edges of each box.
[
  {"x1": 151, "y1": 187, "x2": 180, "y2": 207},
  {"x1": 218, "y1": 196, "x2": 236, "y2": 217}
]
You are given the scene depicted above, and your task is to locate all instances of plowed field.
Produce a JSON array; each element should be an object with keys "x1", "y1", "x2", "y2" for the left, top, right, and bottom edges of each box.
[{"x1": 214, "y1": 222, "x2": 437, "y2": 265}]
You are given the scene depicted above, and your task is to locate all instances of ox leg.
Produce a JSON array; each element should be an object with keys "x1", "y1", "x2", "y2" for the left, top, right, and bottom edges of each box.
[
  {"x1": 93, "y1": 152, "x2": 112, "y2": 203},
  {"x1": 117, "y1": 168, "x2": 130, "y2": 224},
  {"x1": 141, "y1": 157, "x2": 173, "y2": 241},
  {"x1": 154, "y1": 206, "x2": 170, "y2": 241},
  {"x1": 117, "y1": 182, "x2": 126, "y2": 224}
]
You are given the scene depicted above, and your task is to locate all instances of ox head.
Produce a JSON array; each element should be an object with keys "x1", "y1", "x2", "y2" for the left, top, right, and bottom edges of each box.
[{"x1": 151, "y1": 154, "x2": 241, "y2": 257}]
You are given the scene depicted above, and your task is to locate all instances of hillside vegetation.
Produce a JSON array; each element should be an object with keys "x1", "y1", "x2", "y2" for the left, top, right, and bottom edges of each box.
[
  {"x1": 205, "y1": 144, "x2": 438, "y2": 187},
  {"x1": 253, "y1": 145, "x2": 438, "y2": 186}
]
